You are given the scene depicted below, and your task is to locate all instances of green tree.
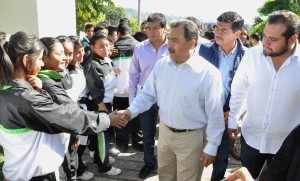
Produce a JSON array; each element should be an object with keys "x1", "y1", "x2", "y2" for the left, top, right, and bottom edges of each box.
[
  {"x1": 129, "y1": 18, "x2": 139, "y2": 35},
  {"x1": 250, "y1": 0, "x2": 300, "y2": 35},
  {"x1": 106, "y1": 7, "x2": 127, "y2": 26},
  {"x1": 76, "y1": 0, "x2": 115, "y2": 34}
]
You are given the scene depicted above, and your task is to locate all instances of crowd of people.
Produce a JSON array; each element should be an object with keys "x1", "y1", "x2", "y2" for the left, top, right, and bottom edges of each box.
[{"x1": 0, "y1": 9, "x2": 300, "y2": 181}]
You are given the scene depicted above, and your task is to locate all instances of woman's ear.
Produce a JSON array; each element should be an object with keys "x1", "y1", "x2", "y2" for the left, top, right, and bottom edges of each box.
[{"x1": 22, "y1": 54, "x2": 30, "y2": 69}]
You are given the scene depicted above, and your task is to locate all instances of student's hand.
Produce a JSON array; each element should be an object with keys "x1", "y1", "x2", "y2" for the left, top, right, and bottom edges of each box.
[
  {"x1": 71, "y1": 140, "x2": 80, "y2": 149},
  {"x1": 226, "y1": 167, "x2": 254, "y2": 181},
  {"x1": 111, "y1": 47, "x2": 118, "y2": 56},
  {"x1": 228, "y1": 128, "x2": 238, "y2": 140},
  {"x1": 27, "y1": 75, "x2": 42, "y2": 92},
  {"x1": 109, "y1": 110, "x2": 128, "y2": 129},
  {"x1": 114, "y1": 67, "x2": 122, "y2": 75},
  {"x1": 200, "y1": 152, "x2": 215, "y2": 167}
]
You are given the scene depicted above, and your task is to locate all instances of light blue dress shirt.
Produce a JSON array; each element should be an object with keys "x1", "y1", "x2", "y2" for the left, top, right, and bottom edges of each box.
[
  {"x1": 218, "y1": 45, "x2": 237, "y2": 105},
  {"x1": 128, "y1": 52, "x2": 225, "y2": 156}
]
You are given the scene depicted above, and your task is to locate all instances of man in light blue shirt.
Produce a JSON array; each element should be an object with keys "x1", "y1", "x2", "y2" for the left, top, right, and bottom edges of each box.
[
  {"x1": 120, "y1": 19, "x2": 225, "y2": 181},
  {"x1": 199, "y1": 11, "x2": 247, "y2": 181}
]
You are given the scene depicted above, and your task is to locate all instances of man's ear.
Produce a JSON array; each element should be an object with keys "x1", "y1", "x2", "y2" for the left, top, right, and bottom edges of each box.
[
  {"x1": 234, "y1": 30, "x2": 241, "y2": 38},
  {"x1": 91, "y1": 45, "x2": 95, "y2": 52},
  {"x1": 190, "y1": 39, "x2": 196, "y2": 49},
  {"x1": 289, "y1": 34, "x2": 298, "y2": 45}
]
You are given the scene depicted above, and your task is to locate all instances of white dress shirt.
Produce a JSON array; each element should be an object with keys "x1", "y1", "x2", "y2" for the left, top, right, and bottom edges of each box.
[
  {"x1": 229, "y1": 44, "x2": 300, "y2": 154},
  {"x1": 128, "y1": 52, "x2": 225, "y2": 156}
]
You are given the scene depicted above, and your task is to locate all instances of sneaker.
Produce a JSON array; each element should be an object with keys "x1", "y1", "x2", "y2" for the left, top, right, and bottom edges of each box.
[
  {"x1": 89, "y1": 151, "x2": 95, "y2": 159},
  {"x1": 103, "y1": 166, "x2": 122, "y2": 176},
  {"x1": 109, "y1": 156, "x2": 115, "y2": 164},
  {"x1": 109, "y1": 148, "x2": 120, "y2": 156},
  {"x1": 77, "y1": 171, "x2": 94, "y2": 180}
]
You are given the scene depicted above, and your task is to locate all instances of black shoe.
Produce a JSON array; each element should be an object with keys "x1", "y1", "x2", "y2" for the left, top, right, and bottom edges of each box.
[
  {"x1": 132, "y1": 142, "x2": 144, "y2": 152},
  {"x1": 139, "y1": 165, "x2": 154, "y2": 179}
]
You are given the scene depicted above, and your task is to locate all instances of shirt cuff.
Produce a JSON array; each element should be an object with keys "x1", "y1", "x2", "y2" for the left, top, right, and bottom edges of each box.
[
  {"x1": 228, "y1": 118, "x2": 238, "y2": 129},
  {"x1": 203, "y1": 142, "x2": 218, "y2": 156},
  {"x1": 127, "y1": 106, "x2": 139, "y2": 119}
]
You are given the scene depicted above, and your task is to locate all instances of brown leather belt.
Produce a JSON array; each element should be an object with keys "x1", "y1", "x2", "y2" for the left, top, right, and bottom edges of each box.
[{"x1": 165, "y1": 125, "x2": 196, "y2": 133}]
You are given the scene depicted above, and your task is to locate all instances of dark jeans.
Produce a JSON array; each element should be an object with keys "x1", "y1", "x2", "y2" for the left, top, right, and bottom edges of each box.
[
  {"x1": 140, "y1": 103, "x2": 159, "y2": 167},
  {"x1": 241, "y1": 135, "x2": 275, "y2": 179},
  {"x1": 113, "y1": 97, "x2": 142, "y2": 146},
  {"x1": 211, "y1": 126, "x2": 231, "y2": 181}
]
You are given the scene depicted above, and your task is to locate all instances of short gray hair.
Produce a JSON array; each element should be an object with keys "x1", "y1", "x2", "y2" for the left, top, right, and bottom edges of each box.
[{"x1": 170, "y1": 19, "x2": 198, "y2": 43}]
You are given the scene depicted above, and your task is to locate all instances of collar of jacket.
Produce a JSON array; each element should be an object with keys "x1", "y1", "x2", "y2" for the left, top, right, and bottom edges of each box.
[
  {"x1": 37, "y1": 70, "x2": 63, "y2": 80},
  {"x1": 91, "y1": 54, "x2": 107, "y2": 65},
  {"x1": 212, "y1": 38, "x2": 246, "y2": 56},
  {"x1": 0, "y1": 85, "x2": 12, "y2": 90}
]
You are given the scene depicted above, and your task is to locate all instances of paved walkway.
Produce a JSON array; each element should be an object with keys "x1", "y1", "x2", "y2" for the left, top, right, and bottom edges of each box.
[{"x1": 84, "y1": 125, "x2": 242, "y2": 181}]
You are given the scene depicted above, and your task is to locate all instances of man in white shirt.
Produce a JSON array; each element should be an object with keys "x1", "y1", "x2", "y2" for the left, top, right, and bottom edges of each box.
[
  {"x1": 119, "y1": 19, "x2": 225, "y2": 181},
  {"x1": 228, "y1": 10, "x2": 300, "y2": 179}
]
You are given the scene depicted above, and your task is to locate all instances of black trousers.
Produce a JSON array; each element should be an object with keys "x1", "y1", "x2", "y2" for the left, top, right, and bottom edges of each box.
[
  {"x1": 30, "y1": 165, "x2": 67, "y2": 181},
  {"x1": 241, "y1": 135, "x2": 275, "y2": 179},
  {"x1": 91, "y1": 103, "x2": 114, "y2": 172},
  {"x1": 113, "y1": 97, "x2": 142, "y2": 146}
]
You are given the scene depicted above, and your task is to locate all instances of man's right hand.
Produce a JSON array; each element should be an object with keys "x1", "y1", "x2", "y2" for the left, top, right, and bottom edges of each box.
[
  {"x1": 117, "y1": 109, "x2": 132, "y2": 121},
  {"x1": 108, "y1": 110, "x2": 128, "y2": 129},
  {"x1": 228, "y1": 128, "x2": 238, "y2": 140}
]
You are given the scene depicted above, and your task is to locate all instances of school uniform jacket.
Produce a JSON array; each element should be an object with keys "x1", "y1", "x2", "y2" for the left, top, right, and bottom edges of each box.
[{"x1": 0, "y1": 79, "x2": 110, "y2": 180}]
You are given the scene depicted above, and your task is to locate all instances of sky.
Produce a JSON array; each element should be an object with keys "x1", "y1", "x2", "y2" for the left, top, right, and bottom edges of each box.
[{"x1": 112, "y1": 0, "x2": 267, "y2": 25}]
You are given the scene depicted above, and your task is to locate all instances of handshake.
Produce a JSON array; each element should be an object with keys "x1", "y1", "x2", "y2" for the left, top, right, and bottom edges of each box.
[{"x1": 108, "y1": 109, "x2": 132, "y2": 129}]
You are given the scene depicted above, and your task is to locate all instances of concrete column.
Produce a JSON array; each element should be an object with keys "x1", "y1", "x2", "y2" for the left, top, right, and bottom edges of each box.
[{"x1": 0, "y1": 0, "x2": 76, "y2": 38}]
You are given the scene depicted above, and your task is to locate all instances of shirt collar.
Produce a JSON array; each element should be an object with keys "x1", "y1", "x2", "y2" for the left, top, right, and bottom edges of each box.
[
  {"x1": 146, "y1": 36, "x2": 168, "y2": 47},
  {"x1": 168, "y1": 50, "x2": 199, "y2": 67},
  {"x1": 218, "y1": 43, "x2": 238, "y2": 57}
]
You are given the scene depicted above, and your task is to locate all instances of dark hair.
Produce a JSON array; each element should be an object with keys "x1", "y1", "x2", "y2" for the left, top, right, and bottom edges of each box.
[
  {"x1": 147, "y1": 13, "x2": 167, "y2": 28},
  {"x1": 68, "y1": 35, "x2": 83, "y2": 50},
  {"x1": 205, "y1": 29, "x2": 215, "y2": 40},
  {"x1": 40, "y1": 37, "x2": 61, "y2": 57},
  {"x1": 84, "y1": 22, "x2": 94, "y2": 32},
  {"x1": 141, "y1": 21, "x2": 147, "y2": 26},
  {"x1": 0, "y1": 39, "x2": 13, "y2": 87},
  {"x1": 117, "y1": 23, "x2": 132, "y2": 35},
  {"x1": 119, "y1": 18, "x2": 130, "y2": 25},
  {"x1": 250, "y1": 33, "x2": 260, "y2": 41},
  {"x1": 94, "y1": 23, "x2": 108, "y2": 33},
  {"x1": 267, "y1": 10, "x2": 300, "y2": 41},
  {"x1": 170, "y1": 19, "x2": 198, "y2": 43},
  {"x1": 0, "y1": 31, "x2": 45, "y2": 86},
  {"x1": 217, "y1": 11, "x2": 244, "y2": 32},
  {"x1": 89, "y1": 32, "x2": 108, "y2": 46},
  {"x1": 8, "y1": 31, "x2": 45, "y2": 64},
  {"x1": 185, "y1": 16, "x2": 201, "y2": 29},
  {"x1": 133, "y1": 32, "x2": 148, "y2": 42},
  {"x1": 108, "y1": 26, "x2": 117, "y2": 36},
  {"x1": 56, "y1": 35, "x2": 73, "y2": 45},
  {"x1": 0, "y1": 31, "x2": 8, "y2": 52}
]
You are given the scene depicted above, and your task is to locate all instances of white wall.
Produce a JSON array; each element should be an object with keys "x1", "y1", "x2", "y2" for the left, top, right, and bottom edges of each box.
[
  {"x1": 37, "y1": 0, "x2": 76, "y2": 37},
  {"x1": 0, "y1": 0, "x2": 39, "y2": 36},
  {"x1": 0, "y1": 0, "x2": 76, "y2": 38}
]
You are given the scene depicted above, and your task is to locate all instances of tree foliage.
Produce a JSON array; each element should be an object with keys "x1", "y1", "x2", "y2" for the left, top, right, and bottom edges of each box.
[
  {"x1": 105, "y1": 7, "x2": 127, "y2": 26},
  {"x1": 76, "y1": 0, "x2": 115, "y2": 33},
  {"x1": 129, "y1": 18, "x2": 139, "y2": 35},
  {"x1": 250, "y1": 0, "x2": 300, "y2": 35}
]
